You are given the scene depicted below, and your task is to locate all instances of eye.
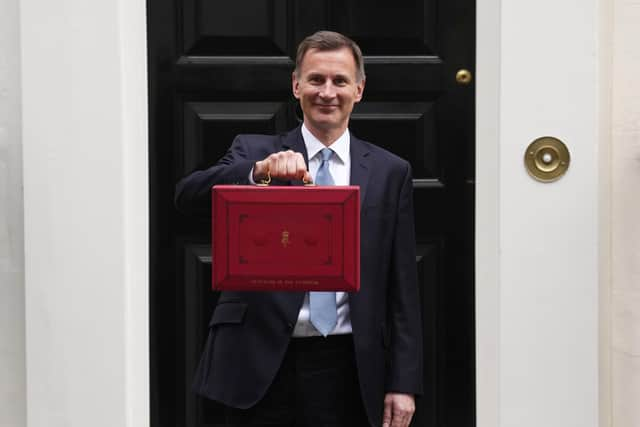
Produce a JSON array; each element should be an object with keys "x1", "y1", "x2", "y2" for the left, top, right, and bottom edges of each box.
[
  {"x1": 308, "y1": 75, "x2": 324, "y2": 84},
  {"x1": 333, "y1": 77, "x2": 348, "y2": 86}
]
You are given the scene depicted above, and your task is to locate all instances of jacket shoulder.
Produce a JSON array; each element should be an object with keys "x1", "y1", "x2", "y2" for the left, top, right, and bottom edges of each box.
[
  {"x1": 354, "y1": 137, "x2": 411, "y2": 171},
  {"x1": 233, "y1": 133, "x2": 282, "y2": 146}
]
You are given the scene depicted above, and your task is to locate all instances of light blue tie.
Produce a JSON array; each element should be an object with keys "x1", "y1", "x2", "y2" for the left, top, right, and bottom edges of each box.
[{"x1": 309, "y1": 148, "x2": 337, "y2": 336}]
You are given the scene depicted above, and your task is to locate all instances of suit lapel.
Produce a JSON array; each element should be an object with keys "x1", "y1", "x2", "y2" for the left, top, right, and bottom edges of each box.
[
  {"x1": 279, "y1": 127, "x2": 371, "y2": 200},
  {"x1": 349, "y1": 134, "x2": 371, "y2": 206}
]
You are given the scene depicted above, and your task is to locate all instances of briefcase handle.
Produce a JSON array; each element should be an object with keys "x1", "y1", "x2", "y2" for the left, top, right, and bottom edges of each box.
[{"x1": 257, "y1": 169, "x2": 314, "y2": 186}]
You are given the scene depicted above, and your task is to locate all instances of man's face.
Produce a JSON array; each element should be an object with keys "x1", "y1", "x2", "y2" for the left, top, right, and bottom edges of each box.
[{"x1": 292, "y1": 47, "x2": 365, "y2": 136}]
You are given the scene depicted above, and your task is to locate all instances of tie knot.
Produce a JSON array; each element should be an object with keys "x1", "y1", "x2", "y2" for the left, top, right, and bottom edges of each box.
[{"x1": 320, "y1": 148, "x2": 333, "y2": 162}]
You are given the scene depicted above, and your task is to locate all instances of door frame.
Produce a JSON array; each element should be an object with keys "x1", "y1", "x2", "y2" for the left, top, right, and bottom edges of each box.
[
  {"x1": 475, "y1": 0, "x2": 611, "y2": 426},
  {"x1": 19, "y1": 1, "x2": 610, "y2": 426},
  {"x1": 20, "y1": 0, "x2": 150, "y2": 425}
]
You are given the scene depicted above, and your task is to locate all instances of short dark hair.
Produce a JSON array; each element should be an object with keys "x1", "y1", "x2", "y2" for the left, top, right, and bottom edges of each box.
[{"x1": 294, "y1": 31, "x2": 366, "y2": 82}]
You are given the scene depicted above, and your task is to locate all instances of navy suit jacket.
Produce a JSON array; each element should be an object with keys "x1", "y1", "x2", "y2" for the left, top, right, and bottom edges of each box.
[{"x1": 175, "y1": 126, "x2": 423, "y2": 426}]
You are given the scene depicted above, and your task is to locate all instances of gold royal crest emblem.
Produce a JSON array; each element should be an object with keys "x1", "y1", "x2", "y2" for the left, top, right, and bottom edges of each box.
[{"x1": 281, "y1": 230, "x2": 290, "y2": 248}]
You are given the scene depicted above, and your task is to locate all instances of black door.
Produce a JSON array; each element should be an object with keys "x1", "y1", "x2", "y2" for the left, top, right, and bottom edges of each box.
[{"x1": 147, "y1": 1, "x2": 475, "y2": 426}]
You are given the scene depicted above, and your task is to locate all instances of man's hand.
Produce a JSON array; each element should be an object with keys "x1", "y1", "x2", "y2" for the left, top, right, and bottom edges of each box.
[
  {"x1": 253, "y1": 150, "x2": 312, "y2": 183},
  {"x1": 382, "y1": 393, "x2": 415, "y2": 427}
]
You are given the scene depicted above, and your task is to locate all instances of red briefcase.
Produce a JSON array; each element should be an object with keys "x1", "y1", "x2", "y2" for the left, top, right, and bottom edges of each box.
[{"x1": 211, "y1": 185, "x2": 360, "y2": 292}]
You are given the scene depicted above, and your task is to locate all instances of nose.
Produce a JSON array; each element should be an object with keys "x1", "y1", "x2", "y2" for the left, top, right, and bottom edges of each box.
[{"x1": 318, "y1": 81, "x2": 337, "y2": 99}]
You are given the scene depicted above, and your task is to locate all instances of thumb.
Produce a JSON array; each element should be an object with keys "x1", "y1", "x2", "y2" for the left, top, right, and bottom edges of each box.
[{"x1": 302, "y1": 170, "x2": 313, "y2": 184}]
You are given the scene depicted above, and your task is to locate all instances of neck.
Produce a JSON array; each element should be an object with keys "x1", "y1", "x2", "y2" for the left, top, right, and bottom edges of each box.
[{"x1": 304, "y1": 123, "x2": 347, "y2": 147}]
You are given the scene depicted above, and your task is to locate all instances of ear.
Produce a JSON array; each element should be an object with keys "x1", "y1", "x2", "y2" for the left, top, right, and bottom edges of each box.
[
  {"x1": 292, "y1": 72, "x2": 300, "y2": 99},
  {"x1": 354, "y1": 78, "x2": 366, "y2": 103}
]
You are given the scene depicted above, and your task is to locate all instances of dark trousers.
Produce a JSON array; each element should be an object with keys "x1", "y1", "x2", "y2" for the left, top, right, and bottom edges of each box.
[{"x1": 224, "y1": 334, "x2": 370, "y2": 427}]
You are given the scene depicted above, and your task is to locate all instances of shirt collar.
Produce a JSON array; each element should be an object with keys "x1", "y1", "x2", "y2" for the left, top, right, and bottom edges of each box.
[{"x1": 301, "y1": 124, "x2": 350, "y2": 164}]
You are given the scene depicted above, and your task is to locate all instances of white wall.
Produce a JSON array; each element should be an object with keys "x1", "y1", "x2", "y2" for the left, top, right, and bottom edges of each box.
[
  {"x1": 476, "y1": 0, "x2": 611, "y2": 426},
  {"x1": 0, "y1": 0, "x2": 26, "y2": 425},
  {"x1": 611, "y1": 0, "x2": 640, "y2": 426},
  {"x1": 20, "y1": 0, "x2": 149, "y2": 425},
  {"x1": 9, "y1": 0, "x2": 635, "y2": 425}
]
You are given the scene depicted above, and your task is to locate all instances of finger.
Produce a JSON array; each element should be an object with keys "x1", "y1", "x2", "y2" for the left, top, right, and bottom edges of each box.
[
  {"x1": 390, "y1": 402, "x2": 405, "y2": 427},
  {"x1": 286, "y1": 155, "x2": 297, "y2": 177},
  {"x1": 389, "y1": 412, "x2": 398, "y2": 427},
  {"x1": 275, "y1": 152, "x2": 287, "y2": 177},
  {"x1": 267, "y1": 156, "x2": 278, "y2": 179},
  {"x1": 405, "y1": 412, "x2": 414, "y2": 427},
  {"x1": 382, "y1": 398, "x2": 392, "y2": 427},
  {"x1": 394, "y1": 408, "x2": 413, "y2": 427},
  {"x1": 390, "y1": 413, "x2": 404, "y2": 427},
  {"x1": 399, "y1": 412, "x2": 412, "y2": 427},
  {"x1": 295, "y1": 154, "x2": 308, "y2": 180},
  {"x1": 258, "y1": 156, "x2": 275, "y2": 181},
  {"x1": 287, "y1": 151, "x2": 305, "y2": 179}
]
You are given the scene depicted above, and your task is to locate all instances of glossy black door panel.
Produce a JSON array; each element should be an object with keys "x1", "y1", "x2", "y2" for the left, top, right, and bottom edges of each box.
[
  {"x1": 182, "y1": 102, "x2": 289, "y2": 174},
  {"x1": 183, "y1": 0, "x2": 289, "y2": 56},
  {"x1": 350, "y1": 102, "x2": 439, "y2": 180}
]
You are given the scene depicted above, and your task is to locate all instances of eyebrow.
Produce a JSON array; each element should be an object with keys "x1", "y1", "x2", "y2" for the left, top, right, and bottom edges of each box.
[{"x1": 306, "y1": 72, "x2": 351, "y2": 81}]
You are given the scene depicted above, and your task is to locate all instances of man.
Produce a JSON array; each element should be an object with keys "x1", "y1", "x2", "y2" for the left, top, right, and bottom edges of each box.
[{"x1": 175, "y1": 31, "x2": 423, "y2": 427}]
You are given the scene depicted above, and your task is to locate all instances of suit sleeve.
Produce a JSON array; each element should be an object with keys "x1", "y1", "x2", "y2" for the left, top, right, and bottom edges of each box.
[
  {"x1": 174, "y1": 135, "x2": 256, "y2": 217},
  {"x1": 386, "y1": 162, "x2": 424, "y2": 395}
]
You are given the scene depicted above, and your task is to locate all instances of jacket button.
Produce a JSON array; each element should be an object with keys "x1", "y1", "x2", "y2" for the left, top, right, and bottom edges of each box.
[{"x1": 286, "y1": 322, "x2": 294, "y2": 332}]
